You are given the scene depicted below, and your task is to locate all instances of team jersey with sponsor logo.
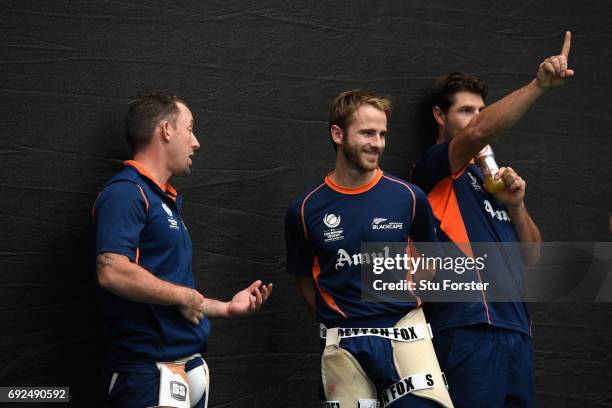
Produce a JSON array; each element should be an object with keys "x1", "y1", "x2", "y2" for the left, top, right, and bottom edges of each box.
[
  {"x1": 94, "y1": 161, "x2": 210, "y2": 373},
  {"x1": 285, "y1": 168, "x2": 439, "y2": 327},
  {"x1": 411, "y1": 140, "x2": 531, "y2": 336}
]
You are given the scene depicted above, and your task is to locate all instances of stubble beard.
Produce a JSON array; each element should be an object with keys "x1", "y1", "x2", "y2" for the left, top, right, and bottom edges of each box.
[
  {"x1": 341, "y1": 139, "x2": 382, "y2": 174},
  {"x1": 172, "y1": 160, "x2": 192, "y2": 177}
]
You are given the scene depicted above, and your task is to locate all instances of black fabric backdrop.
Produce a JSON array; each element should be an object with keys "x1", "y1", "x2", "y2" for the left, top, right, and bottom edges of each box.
[{"x1": 1, "y1": 1, "x2": 611, "y2": 407}]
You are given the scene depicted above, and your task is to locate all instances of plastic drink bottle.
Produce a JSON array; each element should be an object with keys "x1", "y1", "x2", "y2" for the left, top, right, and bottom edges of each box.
[{"x1": 476, "y1": 145, "x2": 505, "y2": 193}]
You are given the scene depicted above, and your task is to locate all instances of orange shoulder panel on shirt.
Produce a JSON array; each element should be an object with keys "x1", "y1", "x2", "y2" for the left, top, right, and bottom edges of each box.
[
  {"x1": 428, "y1": 173, "x2": 490, "y2": 322},
  {"x1": 427, "y1": 177, "x2": 473, "y2": 258}
]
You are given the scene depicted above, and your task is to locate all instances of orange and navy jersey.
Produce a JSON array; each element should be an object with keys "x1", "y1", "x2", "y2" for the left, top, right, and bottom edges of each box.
[
  {"x1": 411, "y1": 140, "x2": 530, "y2": 336},
  {"x1": 285, "y1": 168, "x2": 439, "y2": 327},
  {"x1": 93, "y1": 161, "x2": 210, "y2": 373}
]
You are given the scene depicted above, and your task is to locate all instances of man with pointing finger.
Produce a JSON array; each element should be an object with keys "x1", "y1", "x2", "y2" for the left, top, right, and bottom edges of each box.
[
  {"x1": 411, "y1": 32, "x2": 574, "y2": 406},
  {"x1": 93, "y1": 92, "x2": 272, "y2": 407}
]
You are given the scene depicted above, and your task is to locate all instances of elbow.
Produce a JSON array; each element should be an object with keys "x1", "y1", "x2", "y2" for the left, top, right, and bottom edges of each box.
[
  {"x1": 295, "y1": 277, "x2": 317, "y2": 316},
  {"x1": 96, "y1": 253, "x2": 120, "y2": 291},
  {"x1": 523, "y1": 242, "x2": 542, "y2": 266},
  {"x1": 469, "y1": 126, "x2": 489, "y2": 147},
  {"x1": 97, "y1": 265, "x2": 116, "y2": 290},
  {"x1": 454, "y1": 124, "x2": 489, "y2": 154},
  {"x1": 525, "y1": 249, "x2": 541, "y2": 266},
  {"x1": 524, "y1": 255, "x2": 539, "y2": 266},
  {"x1": 463, "y1": 113, "x2": 495, "y2": 146}
]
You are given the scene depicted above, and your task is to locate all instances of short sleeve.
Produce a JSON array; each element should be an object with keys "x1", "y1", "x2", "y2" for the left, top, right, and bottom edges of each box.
[
  {"x1": 94, "y1": 181, "x2": 147, "y2": 261},
  {"x1": 284, "y1": 200, "x2": 313, "y2": 276},
  {"x1": 409, "y1": 185, "x2": 439, "y2": 243},
  {"x1": 411, "y1": 140, "x2": 458, "y2": 194}
]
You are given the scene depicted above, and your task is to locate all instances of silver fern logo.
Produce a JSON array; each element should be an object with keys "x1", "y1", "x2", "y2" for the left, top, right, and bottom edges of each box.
[
  {"x1": 467, "y1": 172, "x2": 482, "y2": 192},
  {"x1": 323, "y1": 213, "x2": 341, "y2": 228}
]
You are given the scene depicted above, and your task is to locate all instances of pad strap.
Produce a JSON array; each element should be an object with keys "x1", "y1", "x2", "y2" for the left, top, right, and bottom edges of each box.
[
  {"x1": 379, "y1": 373, "x2": 438, "y2": 408},
  {"x1": 321, "y1": 324, "x2": 432, "y2": 347},
  {"x1": 323, "y1": 400, "x2": 380, "y2": 408}
]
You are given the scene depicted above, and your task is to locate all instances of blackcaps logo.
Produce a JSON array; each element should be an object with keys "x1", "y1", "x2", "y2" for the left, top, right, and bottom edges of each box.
[
  {"x1": 323, "y1": 213, "x2": 341, "y2": 228},
  {"x1": 371, "y1": 218, "x2": 403, "y2": 230}
]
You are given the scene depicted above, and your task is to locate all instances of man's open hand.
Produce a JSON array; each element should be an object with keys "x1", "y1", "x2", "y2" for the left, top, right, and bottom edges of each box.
[{"x1": 226, "y1": 280, "x2": 273, "y2": 317}]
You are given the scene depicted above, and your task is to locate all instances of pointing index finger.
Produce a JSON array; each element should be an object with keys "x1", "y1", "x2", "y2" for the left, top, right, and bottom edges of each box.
[{"x1": 560, "y1": 31, "x2": 571, "y2": 58}]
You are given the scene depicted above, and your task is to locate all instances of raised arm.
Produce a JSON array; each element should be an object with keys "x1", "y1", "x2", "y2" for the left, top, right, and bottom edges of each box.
[{"x1": 448, "y1": 31, "x2": 574, "y2": 173}]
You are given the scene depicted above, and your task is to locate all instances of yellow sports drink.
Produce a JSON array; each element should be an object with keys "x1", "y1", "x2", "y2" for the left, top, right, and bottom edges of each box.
[{"x1": 476, "y1": 145, "x2": 505, "y2": 193}]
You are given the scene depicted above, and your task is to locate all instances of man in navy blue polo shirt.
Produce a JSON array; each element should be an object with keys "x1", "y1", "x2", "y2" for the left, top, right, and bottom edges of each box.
[
  {"x1": 411, "y1": 32, "x2": 574, "y2": 407},
  {"x1": 94, "y1": 93, "x2": 272, "y2": 407},
  {"x1": 286, "y1": 90, "x2": 454, "y2": 407}
]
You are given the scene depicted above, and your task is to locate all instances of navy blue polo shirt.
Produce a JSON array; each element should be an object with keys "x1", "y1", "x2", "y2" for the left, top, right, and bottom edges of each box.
[
  {"x1": 411, "y1": 140, "x2": 531, "y2": 336},
  {"x1": 285, "y1": 169, "x2": 439, "y2": 327},
  {"x1": 94, "y1": 160, "x2": 211, "y2": 373}
]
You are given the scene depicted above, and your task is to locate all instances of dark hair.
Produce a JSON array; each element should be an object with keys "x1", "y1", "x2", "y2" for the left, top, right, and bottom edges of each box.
[
  {"x1": 430, "y1": 72, "x2": 488, "y2": 113},
  {"x1": 329, "y1": 89, "x2": 391, "y2": 151},
  {"x1": 125, "y1": 92, "x2": 184, "y2": 152}
]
